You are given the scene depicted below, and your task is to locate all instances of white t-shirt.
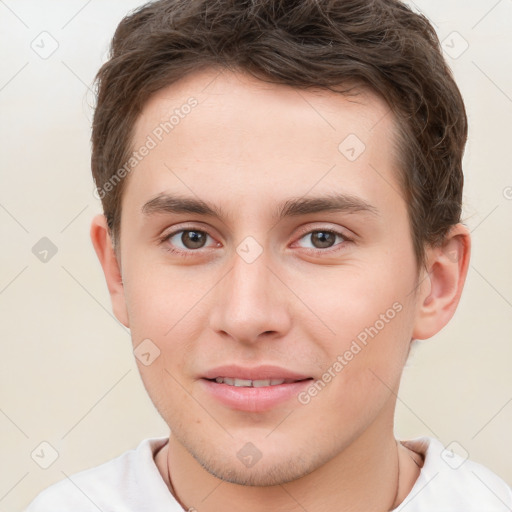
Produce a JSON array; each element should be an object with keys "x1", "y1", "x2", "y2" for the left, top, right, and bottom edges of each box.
[{"x1": 24, "y1": 436, "x2": 512, "y2": 512}]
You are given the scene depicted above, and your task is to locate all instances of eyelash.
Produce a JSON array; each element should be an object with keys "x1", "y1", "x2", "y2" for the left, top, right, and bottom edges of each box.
[{"x1": 159, "y1": 225, "x2": 353, "y2": 258}]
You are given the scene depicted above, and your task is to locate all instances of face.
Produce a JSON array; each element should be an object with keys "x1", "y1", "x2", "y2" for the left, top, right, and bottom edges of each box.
[{"x1": 115, "y1": 68, "x2": 422, "y2": 485}]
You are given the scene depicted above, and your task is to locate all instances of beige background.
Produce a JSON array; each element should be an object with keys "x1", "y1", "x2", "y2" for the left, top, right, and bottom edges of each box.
[{"x1": 0, "y1": 1, "x2": 511, "y2": 510}]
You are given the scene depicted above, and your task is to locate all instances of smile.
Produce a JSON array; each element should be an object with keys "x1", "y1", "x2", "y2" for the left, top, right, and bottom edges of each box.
[{"x1": 209, "y1": 377, "x2": 305, "y2": 387}]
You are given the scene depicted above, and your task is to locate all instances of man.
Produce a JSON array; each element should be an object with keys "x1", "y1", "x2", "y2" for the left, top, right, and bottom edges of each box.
[{"x1": 25, "y1": 0, "x2": 512, "y2": 510}]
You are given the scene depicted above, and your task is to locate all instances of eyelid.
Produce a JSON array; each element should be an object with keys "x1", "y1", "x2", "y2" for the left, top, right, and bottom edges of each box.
[
  {"x1": 160, "y1": 224, "x2": 220, "y2": 251},
  {"x1": 291, "y1": 224, "x2": 354, "y2": 253},
  {"x1": 160, "y1": 222, "x2": 219, "y2": 241},
  {"x1": 293, "y1": 223, "x2": 355, "y2": 241}
]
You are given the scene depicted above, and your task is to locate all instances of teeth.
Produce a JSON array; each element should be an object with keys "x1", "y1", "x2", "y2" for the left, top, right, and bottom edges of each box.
[
  {"x1": 253, "y1": 379, "x2": 271, "y2": 387},
  {"x1": 233, "y1": 378, "x2": 252, "y2": 387},
  {"x1": 214, "y1": 377, "x2": 287, "y2": 387}
]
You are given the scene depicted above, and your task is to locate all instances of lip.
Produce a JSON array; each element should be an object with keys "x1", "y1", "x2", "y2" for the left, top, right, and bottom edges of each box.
[
  {"x1": 201, "y1": 364, "x2": 312, "y2": 381},
  {"x1": 200, "y1": 365, "x2": 314, "y2": 413}
]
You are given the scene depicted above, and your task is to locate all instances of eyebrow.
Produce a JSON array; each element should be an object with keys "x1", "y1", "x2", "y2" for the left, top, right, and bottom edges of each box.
[{"x1": 141, "y1": 192, "x2": 379, "y2": 221}]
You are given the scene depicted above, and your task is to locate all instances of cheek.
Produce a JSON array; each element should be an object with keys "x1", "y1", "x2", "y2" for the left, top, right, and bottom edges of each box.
[
  {"x1": 297, "y1": 259, "x2": 417, "y2": 390},
  {"x1": 123, "y1": 257, "x2": 188, "y2": 334},
  {"x1": 295, "y1": 301, "x2": 415, "y2": 437},
  {"x1": 299, "y1": 258, "x2": 414, "y2": 339},
  {"x1": 123, "y1": 263, "x2": 209, "y2": 379}
]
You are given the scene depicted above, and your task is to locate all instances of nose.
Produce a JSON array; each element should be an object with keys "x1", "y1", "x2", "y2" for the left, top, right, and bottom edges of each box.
[{"x1": 208, "y1": 243, "x2": 292, "y2": 345}]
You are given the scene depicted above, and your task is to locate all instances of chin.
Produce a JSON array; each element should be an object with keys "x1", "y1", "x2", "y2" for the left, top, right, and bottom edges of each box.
[
  {"x1": 180, "y1": 432, "x2": 325, "y2": 487},
  {"x1": 198, "y1": 454, "x2": 316, "y2": 487}
]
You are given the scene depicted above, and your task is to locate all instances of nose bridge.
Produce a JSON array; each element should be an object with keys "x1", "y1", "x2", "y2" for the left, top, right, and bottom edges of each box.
[{"x1": 209, "y1": 241, "x2": 290, "y2": 343}]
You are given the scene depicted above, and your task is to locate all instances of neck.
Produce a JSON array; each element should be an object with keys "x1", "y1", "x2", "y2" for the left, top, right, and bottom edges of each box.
[{"x1": 155, "y1": 412, "x2": 421, "y2": 512}]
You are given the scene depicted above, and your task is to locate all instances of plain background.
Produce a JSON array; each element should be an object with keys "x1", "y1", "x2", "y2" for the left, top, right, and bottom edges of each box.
[{"x1": 0, "y1": 1, "x2": 511, "y2": 510}]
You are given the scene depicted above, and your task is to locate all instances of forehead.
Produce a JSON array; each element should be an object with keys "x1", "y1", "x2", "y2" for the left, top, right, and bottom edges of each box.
[
  {"x1": 125, "y1": 68, "x2": 402, "y2": 222},
  {"x1": 136, "y1": 68, "x2": 394, "y2": 148}
]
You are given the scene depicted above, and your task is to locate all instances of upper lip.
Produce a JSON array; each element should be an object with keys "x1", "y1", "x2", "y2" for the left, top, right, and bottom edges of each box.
[{"x1": 202, "y1": 365, "x2": 312, "y2": 381}]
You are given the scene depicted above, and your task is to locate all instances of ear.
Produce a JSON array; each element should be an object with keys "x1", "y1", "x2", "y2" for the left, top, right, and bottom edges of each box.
[
  {"x1": 90, "y1": 214, "x2": 129, "y2": 327},
  {"x1": 412, "y1": 223, "x2": 471, "y2": 340}
]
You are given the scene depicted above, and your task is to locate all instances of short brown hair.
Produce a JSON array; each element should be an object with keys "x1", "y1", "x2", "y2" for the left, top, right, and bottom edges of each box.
[{"x1": 91, "y1": 0, "x2": 467, "y2": 266}]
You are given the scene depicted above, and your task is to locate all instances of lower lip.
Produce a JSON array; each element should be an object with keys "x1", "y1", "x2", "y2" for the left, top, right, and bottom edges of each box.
[{"x1": 200, "y1": 378, "x2": 313, "y2": 412}]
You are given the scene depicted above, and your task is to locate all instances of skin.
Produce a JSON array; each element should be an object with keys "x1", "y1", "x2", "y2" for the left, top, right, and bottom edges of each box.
[{"x1": 91, "y1": 68, "x2": 470, "y2": 511}]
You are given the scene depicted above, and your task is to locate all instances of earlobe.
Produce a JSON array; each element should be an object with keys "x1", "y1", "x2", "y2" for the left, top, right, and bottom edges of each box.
[
  {"x1": 90, "y1": 214, "x2": 130, "y2": 327},
  {"x1": 412, "y1": 224, "x2": 471, "y2": 340}
]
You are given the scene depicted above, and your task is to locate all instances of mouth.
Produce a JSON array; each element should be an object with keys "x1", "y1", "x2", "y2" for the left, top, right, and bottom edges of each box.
[
  {"x1": 201, "y1": 364, "x2": 313, "y2": 383},
  {"x1": 205, "y1": 377, "x2": 312, "y2": 387},
  {"x1": 199, "y1": 366, "x2": 315, "y2": 412}
]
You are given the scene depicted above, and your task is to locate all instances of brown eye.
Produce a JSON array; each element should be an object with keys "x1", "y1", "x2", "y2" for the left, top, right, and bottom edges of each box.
[
  {"x1": 164, "y1": 229, "x2": 213, "y2": 253},
  {"x1": 310, "y1": 231, "x2": 338, "y2": 249},
  {"x1": 297, "y1": 230, "x2": 346, "y2": 250},
  {"x1": 180, "y1": 230, "x2": 208, "y2": 249}
]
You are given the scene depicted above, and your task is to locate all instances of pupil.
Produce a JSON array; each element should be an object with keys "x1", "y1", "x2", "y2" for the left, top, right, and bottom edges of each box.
[
  {"x1": 313, "y1": 231, "x2": 334, "y2": 248},
  {"x1": 184, "y1": 231, "x2": 205, "y2": 249}
]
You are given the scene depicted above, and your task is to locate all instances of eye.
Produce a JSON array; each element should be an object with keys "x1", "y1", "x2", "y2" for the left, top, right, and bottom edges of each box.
[
  {"x1": 295, "y1": 228, "x2": 351, "y2": 252},
  {"x1": 159, "y1": 225, "x2": 352, "y2": 258},
  {"x1": 161, "y1": 228, "x2": 218, "y2": 256}
]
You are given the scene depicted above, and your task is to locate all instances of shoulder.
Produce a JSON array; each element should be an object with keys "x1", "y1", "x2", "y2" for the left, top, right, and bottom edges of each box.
[
  {"x1": 24, "y1": 437, "x2": 171, "y2": 512},
  {"x1": 395, "y1": 437, "x2": 512, "y2": 512}
]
